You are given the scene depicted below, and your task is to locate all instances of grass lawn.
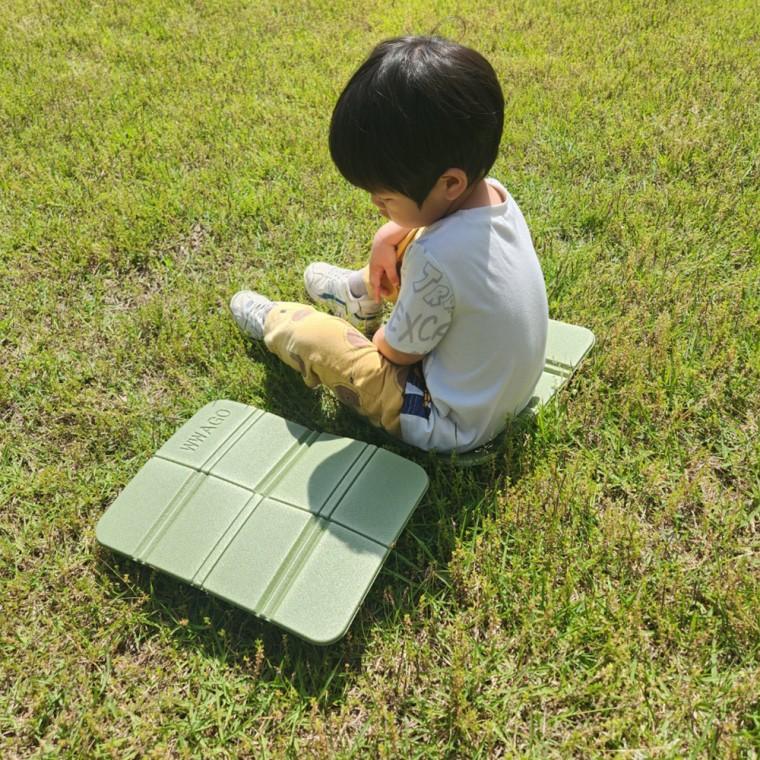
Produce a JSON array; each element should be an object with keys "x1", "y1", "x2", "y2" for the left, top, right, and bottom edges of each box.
[{"x1": 1, "y1": 0, "x2": 758, "y2": 756}]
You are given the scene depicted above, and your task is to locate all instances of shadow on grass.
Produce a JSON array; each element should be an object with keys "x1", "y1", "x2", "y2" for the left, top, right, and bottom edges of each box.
[{"x1": 95, "y1": 345, "x2": 540, "y2": 705}]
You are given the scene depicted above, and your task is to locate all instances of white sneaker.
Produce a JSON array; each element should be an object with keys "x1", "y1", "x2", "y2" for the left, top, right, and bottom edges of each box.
[
  {"x1": 229, "y1": 290, "x2": 274, "y2": 340},
  {"x1": 303, "y1": 262, "x2": 382, "y2": 334}
]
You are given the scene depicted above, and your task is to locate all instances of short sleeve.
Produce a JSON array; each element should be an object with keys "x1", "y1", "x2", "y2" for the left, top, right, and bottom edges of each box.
[{"x1": 384, "y1": 244, "x2": 455, "y2": 355}]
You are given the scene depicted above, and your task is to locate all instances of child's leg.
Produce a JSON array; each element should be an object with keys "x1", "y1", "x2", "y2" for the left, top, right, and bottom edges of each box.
[{"x1": 264, "y1": 302, "x2": 408, "y2": 436}]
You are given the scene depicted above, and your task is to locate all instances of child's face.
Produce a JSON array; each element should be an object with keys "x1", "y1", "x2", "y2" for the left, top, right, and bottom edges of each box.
[{"x1": 369, "y1": 184, "x2": 453, "y2": 228}]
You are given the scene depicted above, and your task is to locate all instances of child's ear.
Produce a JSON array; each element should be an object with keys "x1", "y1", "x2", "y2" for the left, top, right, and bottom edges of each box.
[{"x1": 440, "y1": 168, "x2": 469, "y2": 199}]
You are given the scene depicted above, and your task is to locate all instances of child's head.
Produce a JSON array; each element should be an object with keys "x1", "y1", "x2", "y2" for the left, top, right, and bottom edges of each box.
[{"x1": 329, "y1": 36, "x2": 504, "y2": 221}]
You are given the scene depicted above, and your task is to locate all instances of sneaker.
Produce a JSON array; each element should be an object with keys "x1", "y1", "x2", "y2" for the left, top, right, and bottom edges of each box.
[
  {"x1": 229, "y1": 290, "x2": 274, "y2": 340},
  {"x1": 304, "y1": 262, "x2": 382, "y2": 334}
]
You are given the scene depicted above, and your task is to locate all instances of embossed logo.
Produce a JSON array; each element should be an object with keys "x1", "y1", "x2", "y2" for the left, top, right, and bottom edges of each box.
[{"x1": 179, "y1": 408, "x2": 232, "y2": 451}]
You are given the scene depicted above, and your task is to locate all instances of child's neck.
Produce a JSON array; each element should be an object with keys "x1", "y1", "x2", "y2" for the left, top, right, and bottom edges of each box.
[{"x1": 450, "y1": 179, "x2": 503, "y2": 214}]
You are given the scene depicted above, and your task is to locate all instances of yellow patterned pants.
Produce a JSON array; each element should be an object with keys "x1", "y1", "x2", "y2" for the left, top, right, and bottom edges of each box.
[
  {"x1": 263, "y1": 229, "x2": 421, "y2": 437},
  {"x1": 264, "y1": 303, "x2": 408, "y2": 436}
]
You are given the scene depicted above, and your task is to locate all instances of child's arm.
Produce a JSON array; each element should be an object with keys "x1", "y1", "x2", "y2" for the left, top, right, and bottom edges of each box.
[
  {"x1": 369, "y1": 222, "x2": 412, "y2": 302},
  {"x1": 372, "y1": 325, "x2": 424, "y2": 365}
]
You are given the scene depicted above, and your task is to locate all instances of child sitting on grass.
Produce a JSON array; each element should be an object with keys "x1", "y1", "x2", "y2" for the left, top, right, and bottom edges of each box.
[{"x1": 230, "y1": 35, "x2": 548, "y2": 453}]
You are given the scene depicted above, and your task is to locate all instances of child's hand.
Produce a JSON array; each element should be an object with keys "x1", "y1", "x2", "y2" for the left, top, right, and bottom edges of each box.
[
  {"x1": 369, "y1": 221, "x2": 410, "y2": 302},
  {"x1": 368, "y1": 238, "x2": 399, "y2": 303}
]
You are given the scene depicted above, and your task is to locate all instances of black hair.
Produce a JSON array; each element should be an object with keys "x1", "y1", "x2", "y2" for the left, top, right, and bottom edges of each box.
[{"x1": 329, "y1": 36, "x2": 505, "y2": 207}]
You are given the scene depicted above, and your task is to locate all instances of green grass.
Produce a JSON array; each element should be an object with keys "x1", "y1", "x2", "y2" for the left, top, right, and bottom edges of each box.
[{"x1": 1, "y1": 0, "x2": 758, "y2": 756}]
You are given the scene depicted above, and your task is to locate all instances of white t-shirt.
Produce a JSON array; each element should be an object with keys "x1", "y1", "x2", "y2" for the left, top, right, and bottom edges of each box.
[{"x1": 384, "y1": 178, "x2": 548, "y2": 452}]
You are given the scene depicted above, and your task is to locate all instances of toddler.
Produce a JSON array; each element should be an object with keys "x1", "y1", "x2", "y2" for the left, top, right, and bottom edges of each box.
[{"x1": 230, "y1": 36, "x2": 549, "y2": 453}]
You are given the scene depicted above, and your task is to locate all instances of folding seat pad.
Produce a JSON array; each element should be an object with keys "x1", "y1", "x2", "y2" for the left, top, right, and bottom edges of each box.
[{"x1": 97, "y1": 401, "x2": 429, "y2": 645}]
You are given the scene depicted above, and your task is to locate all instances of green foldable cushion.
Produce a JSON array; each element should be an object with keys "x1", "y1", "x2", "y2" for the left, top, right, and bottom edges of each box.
[
  {"x1": 526, "y1": 319, "x2": 596, "y2": 410},
  {"x1": 96, "y1": 402, "x2": 430, "y2": 645},
  {"x1": 96, "y1": 319, "x2": 594, "y2": 643}
]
